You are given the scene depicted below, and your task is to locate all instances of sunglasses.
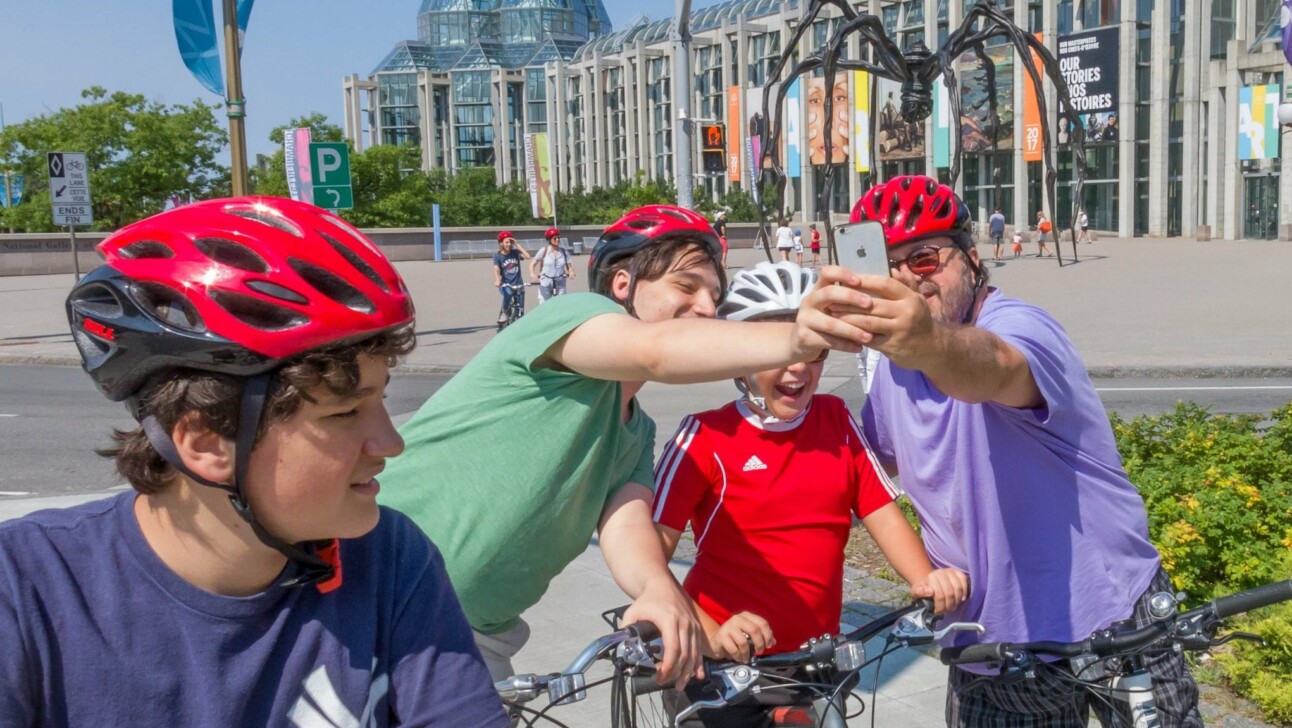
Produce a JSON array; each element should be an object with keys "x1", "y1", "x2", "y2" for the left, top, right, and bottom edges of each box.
[{"x1": 890, "y1": 245, "x2": 955, "y2": 276}]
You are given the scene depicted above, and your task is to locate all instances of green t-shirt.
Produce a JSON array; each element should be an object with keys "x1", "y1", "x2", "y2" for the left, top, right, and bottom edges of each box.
[{"x1": 378, "y1": 293, "x2": 657, "y2": 634}]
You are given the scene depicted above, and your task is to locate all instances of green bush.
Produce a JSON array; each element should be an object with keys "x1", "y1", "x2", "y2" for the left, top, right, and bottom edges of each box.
[{"x1": 1112, "y1": 402, "x2": 1292, "y2": 722}]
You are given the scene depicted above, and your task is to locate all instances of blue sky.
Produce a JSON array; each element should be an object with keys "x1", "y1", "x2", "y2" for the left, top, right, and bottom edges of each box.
[{"x1": 0, "y1": 0, "x2": 714, "y2": 161}]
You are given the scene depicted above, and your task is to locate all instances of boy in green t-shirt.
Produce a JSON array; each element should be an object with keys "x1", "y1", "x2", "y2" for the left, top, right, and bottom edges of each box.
[{"x1": 378, "y1": 205, "x2": 879, "y2": 690}]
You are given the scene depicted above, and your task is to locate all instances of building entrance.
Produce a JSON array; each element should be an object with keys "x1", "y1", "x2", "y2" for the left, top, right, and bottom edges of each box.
[{"x1": 1244, "y1": 175, "x2": 1279, "y2": 240}]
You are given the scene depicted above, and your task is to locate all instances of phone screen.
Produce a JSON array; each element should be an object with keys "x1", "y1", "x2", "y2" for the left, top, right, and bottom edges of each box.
[{"x1": 833, "y1": 221, "x2": 890, "y2": 279}]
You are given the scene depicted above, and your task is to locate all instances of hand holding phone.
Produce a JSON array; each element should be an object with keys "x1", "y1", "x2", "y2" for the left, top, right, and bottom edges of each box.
[{"x1": 832, "y1": 221, "x2": 890, "y2": 279}]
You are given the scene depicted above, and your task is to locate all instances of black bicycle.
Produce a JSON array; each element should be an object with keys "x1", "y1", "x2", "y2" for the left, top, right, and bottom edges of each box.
[
  {"x1": 939, "y1": 579, "x2": 1292, "y2": 728},
  {"x1": 497, "y1": 282, "x2": 534, "y2": 332},
  {"x1": 495, "y1": 600, "x2": 983, "y2": 727}
]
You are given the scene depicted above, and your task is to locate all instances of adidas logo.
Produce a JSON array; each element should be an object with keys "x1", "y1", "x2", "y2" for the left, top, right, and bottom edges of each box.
[{"x1": 742, "y1": 455, "x2": 768, "y2": 472}]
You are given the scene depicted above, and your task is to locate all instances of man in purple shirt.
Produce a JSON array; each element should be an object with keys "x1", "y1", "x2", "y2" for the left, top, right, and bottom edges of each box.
[
  {"x1": 847, "y1": 176, "x2": 1201, "y2": 728},
  {"x1": 0, "y1": 198, "x2": 506, "y2": 727}
]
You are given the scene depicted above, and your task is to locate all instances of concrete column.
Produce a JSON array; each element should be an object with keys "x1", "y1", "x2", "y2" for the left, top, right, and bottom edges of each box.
[
  {"x1": 1179, "y1": 0, "x2": 1203, "y2": 237},
  {"x1": 623, "y1": 53, "x2": 640, "y2": 182},
  {"x1": 1118, "y1": 14, "x2": 1136, "y2": 238},
  {"x1": 635, "y1": 47, "x2": 652, "y2": 182},
  {"x1": 1146, "y1": 0, "x2": 1171, "y2": 236},
  {"x1": 1222, "y1": 41, "x2": 1242, "y2": 240},
  {"x1": 417, "y1": 73, "x2": 433, "y2": 172},
  {"x1": 1206, "y1": 72, "x2": 1223, "y2": 237},
  {"x1": 550, "y1": 63, "x2": 570, "y2": 193},
  {"x1": 1010, "y1": 0, "x2": 1027, "y2": 233},
  {"x1": 492, "y1": 71, "x2": 508, "y2": 186}
]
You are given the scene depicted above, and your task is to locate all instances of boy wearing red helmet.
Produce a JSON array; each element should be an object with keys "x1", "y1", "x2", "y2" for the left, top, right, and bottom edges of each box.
[
  {"x1": 848, "y1": 176, "x2": 1199, "y2": 727},
  {"x1": 379, "y1": 204, "x2": 876, "y2": 691},
  {"x1": 0, "y1": 198, "x2": 507, "y2": 726}
]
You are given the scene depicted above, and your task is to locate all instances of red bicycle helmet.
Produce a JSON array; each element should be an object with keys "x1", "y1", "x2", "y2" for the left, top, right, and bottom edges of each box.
[
  {"x1": 850, "y1": 175, "x2": 972, "y2": 249},
  {"x1": 68, "y1": 196, "x2": 415, "y2": 403},
  {"x1": 588, "y1": 205, "x2": 722, "y2": 295},
  {"x1": 545, "y1": 226, "x2": 561, "y2": 239},
  {"x1": 497, "y1": 230, "x2": 514, "y2": 243}
]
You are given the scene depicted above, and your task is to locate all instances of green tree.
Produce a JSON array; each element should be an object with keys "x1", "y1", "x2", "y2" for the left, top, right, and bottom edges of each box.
[
  {"x1": 431, "y1": 167, "x2": 532, "y2": 227},
  {"x1": 0, "y1": 87, "x2": 228, "y2": 232},
  {"x1": 343, "y1": 145, "x2": 435, "y2": 228}
]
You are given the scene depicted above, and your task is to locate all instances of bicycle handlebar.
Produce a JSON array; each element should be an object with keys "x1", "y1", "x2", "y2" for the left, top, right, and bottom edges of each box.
[{"x1": 940, "y1": 579, "x2": 1292, "y2": 667}]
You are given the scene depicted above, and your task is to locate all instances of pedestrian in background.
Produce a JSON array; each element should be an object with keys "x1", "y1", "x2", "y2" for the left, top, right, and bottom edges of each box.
[
  {"x1": 1077, "y1": 209, "x2": 1091, "y2": 244},
  {"x1": 793, "y1": 229, "x2": 805, "y2": 266},
  {"x1": 1035, "y1": 211, "x2": 1054, "y2": 257},
  {"x1": 809, "y1": 223, "x2": 822, "y2": 267},
  {"x1": 775, "y1": 218, "x2": 794, "y2": 262},
  {"x1": 989, "y1": 207, "x2": 1006, "y2": 261}
]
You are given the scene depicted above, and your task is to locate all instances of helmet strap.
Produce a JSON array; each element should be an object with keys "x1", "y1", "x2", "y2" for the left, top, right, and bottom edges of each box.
[
  {"x1": 734, "y1": 376, "x2": 777, "y2": 422},
  {"x1": 139, "y1": 373, "x2": 336, "y2": 589}
]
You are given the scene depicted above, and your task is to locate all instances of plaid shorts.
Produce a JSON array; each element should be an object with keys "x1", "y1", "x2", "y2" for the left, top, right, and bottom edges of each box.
[{"x1": 946, "y1": 569, "x2": 1203, "y2": 728}]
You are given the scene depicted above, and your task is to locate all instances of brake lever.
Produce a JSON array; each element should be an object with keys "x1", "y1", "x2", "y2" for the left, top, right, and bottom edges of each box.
[
  {"x1": 673, "y1": 665, "x2": 761, "y2": 723},
  {"x1": 615, "y1": 636, "x2": 660, "y2": 669},
  {"x1": 892, "y1": 608, "x2": 985, "y2": 645},
  {"x1": 1211, "y1": 631, "x2": 1264, "y2": 648}
]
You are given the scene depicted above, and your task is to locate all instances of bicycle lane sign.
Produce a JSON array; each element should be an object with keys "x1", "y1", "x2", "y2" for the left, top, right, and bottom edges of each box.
[{"x1": 47, "y1": 152, "x2": 94, "y2": 226}]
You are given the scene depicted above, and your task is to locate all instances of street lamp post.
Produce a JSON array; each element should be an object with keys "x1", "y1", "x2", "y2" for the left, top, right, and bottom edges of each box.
[{"x1": 222, "y1": 0, "x2": 250, "y2": 196}]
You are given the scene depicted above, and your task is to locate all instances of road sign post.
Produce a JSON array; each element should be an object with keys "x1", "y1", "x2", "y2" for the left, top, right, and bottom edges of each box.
[
  {"x1": 48, "y1": 152, "x2": 93, "y2": 279},
  {"x1": 308, "y1": 142, "x2": 353, "y2": 210}
]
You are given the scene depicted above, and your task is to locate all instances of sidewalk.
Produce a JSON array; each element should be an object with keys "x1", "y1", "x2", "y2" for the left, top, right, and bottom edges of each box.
[{"x1": 6, "y1": 237, "x2": 1292, "y2": 375}]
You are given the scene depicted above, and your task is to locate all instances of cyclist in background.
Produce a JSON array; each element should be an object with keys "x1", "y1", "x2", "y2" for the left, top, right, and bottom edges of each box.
[
  {"x1": 0, "y1": 198, "x2": 506, "y2": 726},
  {"x1": 653, "y1": 261, "x2": 968, "y2": 726},
  {"x1": 849, "y1": 176, "x2": 1200, "y2": 727},
  {"x1": 530, "y1": 226, "x2": 574, "y2": 304},
  {"x1": 378, "y1": 205, "x2": 880, "y2": 692},
  {"x1": 493, "y1": 231, "x2": 531, "y2": 327}
]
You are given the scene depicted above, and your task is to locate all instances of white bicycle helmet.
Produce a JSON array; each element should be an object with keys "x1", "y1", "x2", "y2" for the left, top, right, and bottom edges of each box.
[
  {"x1": 718, "y1": 261, "x2": 818, "y2": 322},
  {"x1": 719, "y1": 261, "x2": 820, "y2": 421}
]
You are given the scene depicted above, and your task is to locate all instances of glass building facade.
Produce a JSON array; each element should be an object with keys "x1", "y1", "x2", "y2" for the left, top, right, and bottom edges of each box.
[{"x1": 345, "y1": 0, "x2": 1292, "y2": 240}]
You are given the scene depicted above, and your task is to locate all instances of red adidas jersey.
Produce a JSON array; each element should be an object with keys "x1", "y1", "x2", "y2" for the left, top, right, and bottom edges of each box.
[{"x1": 652, "y1": 395, "x2": 898, "y2": 653}]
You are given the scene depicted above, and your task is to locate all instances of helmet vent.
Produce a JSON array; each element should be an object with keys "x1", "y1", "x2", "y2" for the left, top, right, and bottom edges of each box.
[
  {"x1": 289, "y1": 258, "x2": 375, "y2": 314},
  {"x1": 209, "y1": 290, "x2": 307, "y2": 331},
  {"x1": 194, "y1": 237, "x2": 270, "y2": 273},
  {"x1": 224, "y1": 206, "x2": 304, "y2": 238},
  {"x1": 70, "y1": 281, "x2": 124, "y2": 318},
  {"x1": 906, "y1": 196, "x2": 925, "y2": 232},
  {"x1": 246, "y1": 280, "x2": 309, "y2": 305},
  {"x1": 132, "y1": 282, "x2": 206, "y2": 332},
  {"x1": 318, "y1": 230, "x2": 390, "y2": 293},
  {"x1": 118, "y1": 240, "x2": 175, "y2": 260}
]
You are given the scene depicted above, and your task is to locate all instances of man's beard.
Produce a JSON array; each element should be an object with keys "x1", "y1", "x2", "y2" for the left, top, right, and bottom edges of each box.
[{"x1": 921, "y1": 261, "x2": 977, "y2": 326}]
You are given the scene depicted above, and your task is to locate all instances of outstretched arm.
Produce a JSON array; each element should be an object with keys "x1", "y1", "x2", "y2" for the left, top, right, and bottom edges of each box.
[
  {"x1": 850, "y1": 275, "x2": 1042, "y2": 408},
  {"x1": 545, "y1": 267, "x2": 875, "y2": 383}
]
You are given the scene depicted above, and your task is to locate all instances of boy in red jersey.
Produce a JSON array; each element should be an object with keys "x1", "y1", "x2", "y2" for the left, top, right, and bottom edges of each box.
[{"x1": 652, "y1": 261, "x2": 968, "y2": 726}]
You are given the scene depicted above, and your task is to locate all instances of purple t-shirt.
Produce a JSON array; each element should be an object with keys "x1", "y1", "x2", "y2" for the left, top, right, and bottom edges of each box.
[
  {"x1": 861, "y1": 289, "x2": 1161, "y2": 659},
  {"x1": 0, "y1": 493, "x2": 508, "y2": 727}
]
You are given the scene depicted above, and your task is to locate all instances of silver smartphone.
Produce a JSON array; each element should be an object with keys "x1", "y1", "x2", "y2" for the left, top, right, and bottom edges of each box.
[{"x1": 833, "y1": 221, "x2": 890, "y2": 278}]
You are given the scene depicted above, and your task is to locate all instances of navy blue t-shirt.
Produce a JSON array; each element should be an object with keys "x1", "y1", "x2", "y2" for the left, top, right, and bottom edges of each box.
[
  {"x1": 493, "y1": 249, "x2": 523, "y2": 286},
  {"x1": 0, "y1": 493, "x2": 508, "y2": 727}
]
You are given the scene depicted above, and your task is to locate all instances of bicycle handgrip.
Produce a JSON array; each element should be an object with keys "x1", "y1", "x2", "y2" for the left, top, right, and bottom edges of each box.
[
  {"x1": 1211, "y1": 579, "x2": 1292, "y2": 619},
  {"x1": 940, "y1": 642, "x2": 1008, "y2": 665},
  {"x1": 626, "y1": 621, "x2": 661, "y2": 642}
]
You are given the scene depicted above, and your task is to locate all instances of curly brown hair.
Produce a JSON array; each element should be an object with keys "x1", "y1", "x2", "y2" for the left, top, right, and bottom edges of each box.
[
  {"x1": 603, "y1": 237, "x2": 727, "y2": 305},
  {"x1": 99, "y1": 326, "x2": 416, "y2": 495}
]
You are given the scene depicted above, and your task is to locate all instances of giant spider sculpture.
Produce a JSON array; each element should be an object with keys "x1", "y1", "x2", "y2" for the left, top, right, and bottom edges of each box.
[{"x1": 753, "y1": 0, "x2": 1088, "y2": 265}]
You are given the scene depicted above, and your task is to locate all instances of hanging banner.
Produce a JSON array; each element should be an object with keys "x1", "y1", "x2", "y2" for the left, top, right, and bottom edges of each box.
[
  {"x1": 786, "y1": 79, "x2": 802, "y2": 178},
  {"x1": 746, "y1": 84, "x2": 783, "y2": 173},
  {"x1": 727, "y1": 86, "x2": 742, "y2": 182},
  {"x1": 1022, "y1": 32, "x2": 1044, "y2": 162},
  {"x1": 933, "y1": 82, "x2": 951, "y2": 168},
  {"x1": 877, "y1": 78, "x2": 925, "y2": 160},
  {"x1": 807, "y1": 74, "x2": 850, "y2": 165},
  {"x1": 527, "y1": 132, "x2": 554, "y2": 218},
  {"x1": 173, "y1": 0, "x2": 256, "y2": 96},
  {"x1": 1283, "y1": 0, "x2": 1292, "y2": 67},
  {"x1": 959, "y1": 44, "x2": 1015, "y2": 154},
  {"x1": 853, "y1": 71, "x2": 871, "y2": 173},
  {"x1": 283, "y1": 127, "x2": 313, "y2": 203},
  {"x1": 1058, "y1": 26, "x2": 1120, "y2": 143},
  {"x1": 0, "y1": 174, "x2": 21, "y2": 208},
  {"x1": 1238, "y1": 85, "x2": 1280, "y2": 161}
]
